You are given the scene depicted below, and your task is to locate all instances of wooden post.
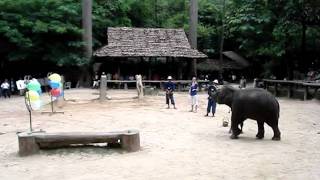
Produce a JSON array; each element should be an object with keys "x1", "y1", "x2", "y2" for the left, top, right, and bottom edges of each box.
[
  {"x1": 304, "y1": 85, "x2": 308, "y2": 101},
  {"x1": 288, "y1": 84, "x2": 292, "y2": 98},
  {"x1": 121, "y1": 130, "x2": 140, "y2": 152},
  {"x1": 100, "y1": 74, "x2": 107, "y2": 102},
  {"x1": 177, "y1": 58, "x2": 183, "y2": 91},
  {"x1": 18, "y1": 132, "x2": 39, "y2": 156},
  {"x1": 117, "y1": 62, "x2": 121, "y2": 89}
]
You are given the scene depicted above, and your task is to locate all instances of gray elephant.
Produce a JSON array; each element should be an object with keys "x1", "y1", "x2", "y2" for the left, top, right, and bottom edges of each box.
[{"x1": 215, "y1": 86, "x2": 281, "y2": 140}]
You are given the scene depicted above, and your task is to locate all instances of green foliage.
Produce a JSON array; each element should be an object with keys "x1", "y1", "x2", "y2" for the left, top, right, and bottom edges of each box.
[
  {"x1": 0, "y1": 0, "x2": 85, "y2": 65},
  {"x1": 0, "y1": 0, "x2": 319, "y2": 75}
]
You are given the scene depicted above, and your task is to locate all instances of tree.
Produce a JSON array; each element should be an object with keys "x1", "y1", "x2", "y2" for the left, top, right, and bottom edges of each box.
[{"x1": 0, "y1": 0, "x2": 86, "y2": 67}]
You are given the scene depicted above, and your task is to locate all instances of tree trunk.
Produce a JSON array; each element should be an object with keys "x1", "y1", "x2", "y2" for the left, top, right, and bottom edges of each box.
[
  {"x1": 80, "y1": 0, "x2": 92, "y2": 87},
  {"x1": 82, "y1": 0, "x2": 92, "y2": 60},
  {"x1": 219, "y1": 0, "x2": 226, "y2": 80},
  {"x1": 189, "y1": 0, "x2": 198, "y2": 77},
  {"x1": 301, "y1": 22, "x2": 307, "y2": 70}
]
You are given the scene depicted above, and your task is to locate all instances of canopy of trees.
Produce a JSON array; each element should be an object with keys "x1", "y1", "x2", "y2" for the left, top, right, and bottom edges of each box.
[{"x1": 0, "y1": 0, "x2": 319, "y2": 78}]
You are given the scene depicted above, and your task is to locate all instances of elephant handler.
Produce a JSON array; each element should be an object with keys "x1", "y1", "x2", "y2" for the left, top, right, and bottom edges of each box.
[
  {"x1": 164, "y1": 76, "x2": 176, "y2": 109},
  {"x1": 205, "y1": 79, "x2": 219, "y2": 117}
]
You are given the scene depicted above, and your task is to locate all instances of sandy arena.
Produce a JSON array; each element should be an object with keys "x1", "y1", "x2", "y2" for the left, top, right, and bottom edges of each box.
[{"x1": 0, "y1": 89, "x2": 320, "y2": 180}]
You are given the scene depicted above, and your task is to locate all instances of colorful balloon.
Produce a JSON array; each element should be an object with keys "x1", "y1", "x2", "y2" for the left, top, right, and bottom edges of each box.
[
  {"x1": 48, "y1": 73, "x2": 61, "y2": 82},
  {"x1": 26, "y1": 90, "x2": 40, "y2": 102},
  {"x1": 31, "y1": 100, "x2": 41, "y2": 110},
  {"x1": 51, "y1": 88, "x2": 61, "y2": 97},
  {"x1": 27, "y1": 81, "x2": 41, "y2": 91},
  {"x1": 49, "y1": 81, "x2": 60, "y2": 89}
]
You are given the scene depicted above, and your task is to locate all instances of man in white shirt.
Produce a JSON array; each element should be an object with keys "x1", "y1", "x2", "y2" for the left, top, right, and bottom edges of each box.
[{"x1": 1, "y1": 79, "x2": 11, "y2": 98}]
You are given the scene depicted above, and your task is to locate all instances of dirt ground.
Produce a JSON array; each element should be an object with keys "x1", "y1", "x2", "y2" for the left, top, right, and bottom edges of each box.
[{"x1": 0, "y1": 89, "x2": 320, "y2": 180}]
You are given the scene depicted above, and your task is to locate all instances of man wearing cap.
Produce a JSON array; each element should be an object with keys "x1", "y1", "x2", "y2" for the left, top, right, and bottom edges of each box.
[
  {"x1": 164, "y1": 76, "x2": 176, "y2": 109},
  {"x1": 205, "y1": 79, "x2": 219, "y2": 117},
  {"x1": 189, "y1": 77, "x2": 199, "y2": 112}
]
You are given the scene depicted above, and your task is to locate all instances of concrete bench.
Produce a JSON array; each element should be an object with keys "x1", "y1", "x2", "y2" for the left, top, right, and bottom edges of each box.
[{"x1": 17, "y1": 130, "x2": 140, "y2": 156}]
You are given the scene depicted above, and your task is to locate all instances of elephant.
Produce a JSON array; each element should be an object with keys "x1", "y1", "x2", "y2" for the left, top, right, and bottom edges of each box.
[{"x1": 215, "y1": 86, "x2": 281, "y2": 140}]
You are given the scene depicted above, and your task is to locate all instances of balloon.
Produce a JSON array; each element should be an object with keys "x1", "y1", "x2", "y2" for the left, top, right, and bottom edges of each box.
[
  {"x1": 27, "y1": 81, "x2": 41, "y2": 91},
  {"x1": 48, "y1": 73, "x2": 61, "y2": 82},
  {"x1": 37, "y1": 89, "x2": 42, "y2": 95},
  {"x1": 49, "y1": 81, "x2": 60, "y2": 89},
  {"x1": 26, "y1": 90, "x2": 40, "y2": 102},
  {"x1": 31, "y1": 100, "x2": 41, "y2": 110},
  {"x1": 51, "y1": 88, "x2": 61, "y2": 97}
]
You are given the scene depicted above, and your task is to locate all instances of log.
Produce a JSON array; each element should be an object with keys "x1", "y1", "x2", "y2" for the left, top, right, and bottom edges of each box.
[
  {"x1": 17, "y1": 130, "x2": 140, "y2": 156},
  {"x1": 35, "y1": 132, "x2": 122, "y2": 149}
]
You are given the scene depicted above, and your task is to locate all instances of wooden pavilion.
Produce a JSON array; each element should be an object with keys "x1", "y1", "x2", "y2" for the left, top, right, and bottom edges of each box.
[
  {"x1": 93, "y1": 27, "x2": 207, "y2": 80},
  {"x1": 197, "y1": 51, "x2": 249, "y2": 79}
]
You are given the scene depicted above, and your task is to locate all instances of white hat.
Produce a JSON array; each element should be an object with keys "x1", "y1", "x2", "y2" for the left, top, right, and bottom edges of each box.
[
  {"x1": 213, "y1": 79, "x2": 219, "y2": 84},
  {"x1": 167, "y1": 76, "x2": 172, "y2": 80}
]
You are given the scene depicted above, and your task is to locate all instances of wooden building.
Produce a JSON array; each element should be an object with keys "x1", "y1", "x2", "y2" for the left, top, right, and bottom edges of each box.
[
  {"x1": 93, "y1": 27, "x2": 207, "y2": 80},
  {"x1": 197, "y1": 51, "x2": 250, "y2": 80}
]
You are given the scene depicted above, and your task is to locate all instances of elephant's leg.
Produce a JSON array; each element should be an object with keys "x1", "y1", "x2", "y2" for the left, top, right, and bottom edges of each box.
[
  {"x1": 239, "y1": 121, "x2": 244, "y2": 134},
  {"x1": 230, "y1": 114, "x2": 241, "y2": 139},
  {"x1": 271, "y1": 125, "x2": 281, "y2": 141},
  {"x1": 256, "y1": 121, "x2": 265, "y2": 139},
  {"x1": 265, "y1": 119, "x2": 281, "y2": 140}
]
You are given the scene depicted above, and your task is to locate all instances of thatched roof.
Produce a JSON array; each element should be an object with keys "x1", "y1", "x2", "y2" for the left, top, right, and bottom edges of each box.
[
  {"x1": 222, "y1": 51, "x2": 249, "y2": 67},
  {"x1": 197, "y1": 58, "x2": 247, "y2": 71},
  {"x1": 94, "y1": 27, "x2": 207, "y2": 58}
]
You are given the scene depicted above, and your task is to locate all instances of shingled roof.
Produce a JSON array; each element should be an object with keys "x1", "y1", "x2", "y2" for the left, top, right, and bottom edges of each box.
[
  {"x1": 197, "y1": 58, "x2": 248, "y2": 71},
  {"x1": 222, "y1": 51, "x2": 249, "y2": 67},
  {"x1": 94, "y1": 27, "x2": 207, "y2": 58}
]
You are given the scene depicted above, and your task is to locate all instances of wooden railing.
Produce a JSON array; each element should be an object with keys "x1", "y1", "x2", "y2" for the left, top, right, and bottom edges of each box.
[
  {"x1": 263, "y1": 79, "x2": 320, "y2": 100},
  {"x1": 104, "y1": 80, "x2": 210, "y2": 91}
]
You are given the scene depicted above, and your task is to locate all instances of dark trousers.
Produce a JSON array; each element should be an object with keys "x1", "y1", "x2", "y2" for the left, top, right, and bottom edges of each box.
[
  {"x1": 207, "y1": 99, "x2": 216, "y2": 114},
  {"x1": 166, "y1": 93, "x2": 175, "y2": 105},
  {"x1": 2, "y1": 89, "x2": 10, "y2": 98}
]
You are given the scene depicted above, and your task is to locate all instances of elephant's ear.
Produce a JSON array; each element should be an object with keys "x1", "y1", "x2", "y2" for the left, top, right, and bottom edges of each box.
[{"x1": 223, "y1": 86, "x2": 235, "y2": 106}]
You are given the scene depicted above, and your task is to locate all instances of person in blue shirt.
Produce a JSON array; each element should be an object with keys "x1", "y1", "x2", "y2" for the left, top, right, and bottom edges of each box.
[
  {"x1": 205, "y1": 79, "x2": 218, "y2": 117},
  {"x1": 164, "y1": 76, "x2": 176, "y2": 109},
  {"x1": 189, "y1": 77, "x2": 198, "y2": 112}
]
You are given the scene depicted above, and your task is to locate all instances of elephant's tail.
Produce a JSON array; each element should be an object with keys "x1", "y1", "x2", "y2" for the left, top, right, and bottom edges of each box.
[{"x1": 276, "y1": 99, "x2": 280, "y2": 119}]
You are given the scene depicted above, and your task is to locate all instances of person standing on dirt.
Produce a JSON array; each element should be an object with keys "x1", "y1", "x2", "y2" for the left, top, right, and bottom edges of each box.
[
  {"x1": 189, "y1": 77, "x2": 199, "y2": 112},
  {"x1": 164, "y1": 76, "x2": 176, "y2": 109},
  {"x1": 205, "y1": 79, "x2": 219, "y2": 117},
  {"x1": 1, "y1": 79, "x2": 11, "y2": 98}
]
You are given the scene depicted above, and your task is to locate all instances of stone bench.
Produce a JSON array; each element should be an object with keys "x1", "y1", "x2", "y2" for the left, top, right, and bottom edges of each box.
[{"x1": 17, "y1": 130, "x2": 140, "y2": 156}]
